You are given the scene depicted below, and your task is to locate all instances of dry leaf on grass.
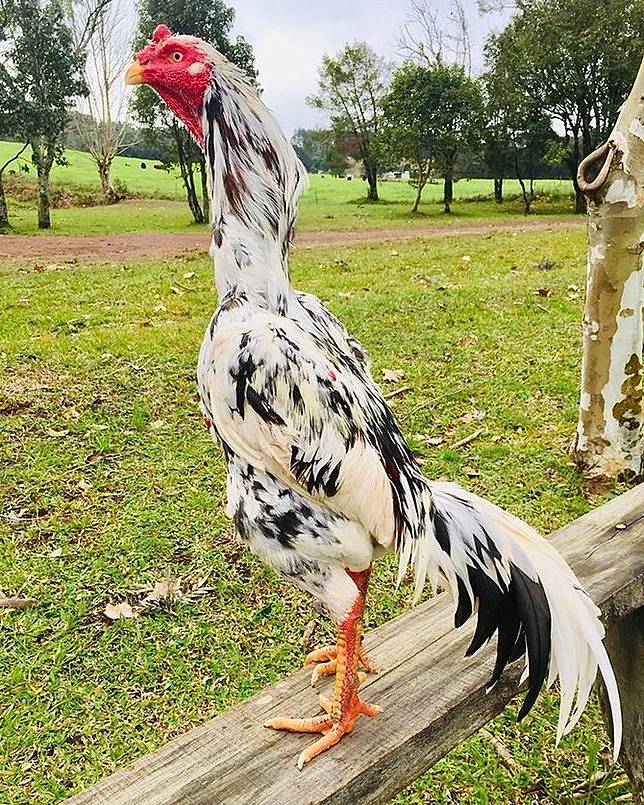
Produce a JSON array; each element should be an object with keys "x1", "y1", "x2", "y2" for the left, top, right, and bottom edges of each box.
[
  {"x1": 382, "y1": 369, "x2": 405, "y2": 383},
  {"x1": 420, "y1": 435, "x2": 445, "y2": 447},
  {"x1": 85, "y1": 452, "x2": 103, "y2": 466},
  {"x1": 104, "y1": 602, "x2": 138, "y2": 620},
  {"x1": 302, "y1": 620, "x2": 318, "y2": 646},
  {"x1": 183, "y1": 271, "x2": 196, "y2": 280},
  {"x1": 150, "y1": 419, "x2": 166, "y2": 431},
  {"x1": 170, "y1": 286, "x2": 184, "y2": 296},
  {"x1": 0, "y1": 595, "x2": 37, "y2": 611},
  {"x1": 535, "y1": 287, "x2": 553, "y2": 297},
  {"x1": 460, "y1": 409, "x2": 486, "y2": 424}
]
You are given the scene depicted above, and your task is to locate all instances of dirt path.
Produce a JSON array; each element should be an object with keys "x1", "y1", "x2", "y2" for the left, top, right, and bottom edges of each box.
[{"x1": 0, "y1": 219, "x2": 583, "y2": 264}]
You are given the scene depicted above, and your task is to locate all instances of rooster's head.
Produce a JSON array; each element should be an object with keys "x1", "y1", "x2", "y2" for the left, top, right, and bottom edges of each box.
[{"x1": 125, "y1": 25, "x2": 217, "y2": 146}]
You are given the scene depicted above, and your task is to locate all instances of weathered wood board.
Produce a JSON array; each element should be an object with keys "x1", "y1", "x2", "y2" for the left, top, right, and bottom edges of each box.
[{"x1": 66, "y1": 484, "x2": 644, "y2": 805}]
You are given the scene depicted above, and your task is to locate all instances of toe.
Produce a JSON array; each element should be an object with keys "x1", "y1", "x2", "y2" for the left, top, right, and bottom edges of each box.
[
  {"x1": 304, "y1": 646, "x2": 337, "y2": 666},
  {"x1": 297, "y1": 724, "x2": 345, "y2": 770},
  {"x1": 310, "y1": 659, "x2": 337, "y2": 686}
]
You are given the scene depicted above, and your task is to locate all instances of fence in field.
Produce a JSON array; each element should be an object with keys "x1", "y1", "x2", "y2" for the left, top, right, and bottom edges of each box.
[{"x1": 66, "y1": 484, "x2": 644, "y2": 805}]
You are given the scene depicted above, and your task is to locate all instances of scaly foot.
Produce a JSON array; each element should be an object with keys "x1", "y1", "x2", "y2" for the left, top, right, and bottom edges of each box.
[
  {"x1": 304, "y1": 644, "x2": 378, "y2": 686},
  {"x1": 265, "y1": 693, "x2": 382, "y2": 769}
]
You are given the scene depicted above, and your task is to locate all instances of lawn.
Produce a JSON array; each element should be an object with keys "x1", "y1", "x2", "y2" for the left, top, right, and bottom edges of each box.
[
  {"x1": 0, "y1": 141, "x2": 183, "y2": 200},
  {"x1": 1, "y1": 139, "x2": 577, "y2": 236},
  {"x1": 0, "y1": 228, "x2": 630, "y2": 803}
]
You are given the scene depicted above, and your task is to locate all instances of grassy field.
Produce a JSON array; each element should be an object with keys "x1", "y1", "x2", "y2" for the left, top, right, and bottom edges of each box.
[
  {"x1": 1, "y1": 139, "x2": 576, "y2": 237},
  {"x1": 0, "y1": 228, "x2": 630, "y2": 803}
]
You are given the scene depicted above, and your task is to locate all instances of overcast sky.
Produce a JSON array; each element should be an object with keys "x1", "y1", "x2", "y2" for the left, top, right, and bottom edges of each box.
[
  {"x1": 230, "y1": 0, "x2": 509, "y2": 134},
  {"x1": 121, "y1": 1, "x2": 509, "y2": 135}
]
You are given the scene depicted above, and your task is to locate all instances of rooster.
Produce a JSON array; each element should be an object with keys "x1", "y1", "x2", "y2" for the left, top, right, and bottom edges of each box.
[{"x1": 126, "y1": 26, "x2": 621, "y2": 770}]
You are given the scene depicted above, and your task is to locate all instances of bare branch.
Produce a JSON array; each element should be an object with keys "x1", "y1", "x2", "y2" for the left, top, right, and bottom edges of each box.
[
  {"x1": 397, "y1": 0, "x2": 472, "y2": 72},
  {"x1": 0, "y1": 141, "x2": 29, "y2": 175}
]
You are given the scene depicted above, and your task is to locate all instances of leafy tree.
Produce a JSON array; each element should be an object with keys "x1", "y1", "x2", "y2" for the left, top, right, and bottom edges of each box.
[
  {"x1": 291, "y1": 128, "x2": 347, "y2": 176},
  {"x1": 308, "y1": 42, "x2": 390, "y2": 202},
  {"x1": 379, "y1": 62, "x2": 484, "y2": 213},
  {"x1": 486, "y1": 0, "x2": 644, "y2": 213},
  {"x1": 482, "y1": 59, "x2": 555, "y2": 213},
  {"x1": 0, "y1": 0, "x2": 87, "y2": 228},
  {"x1": 133, "y1": 0, "x2": 256, "y2": 224}
]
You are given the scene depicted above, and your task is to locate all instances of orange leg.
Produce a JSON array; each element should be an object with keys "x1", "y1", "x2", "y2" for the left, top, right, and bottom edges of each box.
[
  {"x1": 265, "y1": 568, "x2": 382, "y2": 769},
  {"x1": 304, "y1": 643, "x2": 378, "y2": 685}
]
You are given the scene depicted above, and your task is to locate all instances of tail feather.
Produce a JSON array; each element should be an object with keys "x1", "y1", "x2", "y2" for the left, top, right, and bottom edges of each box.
[{"x1": 399, "y1": 480, "x2": 622, "y2": 759}]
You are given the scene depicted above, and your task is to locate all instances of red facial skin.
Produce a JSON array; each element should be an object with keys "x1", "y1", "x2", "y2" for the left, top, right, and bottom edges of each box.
[{"x1": 133, "y1": 25, "x2": 212, "y2": 146}]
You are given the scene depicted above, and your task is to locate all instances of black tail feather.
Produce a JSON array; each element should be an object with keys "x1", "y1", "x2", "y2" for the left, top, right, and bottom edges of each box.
[{"x1": 510, "y1": 565, "x2": 552, "y2": 719}]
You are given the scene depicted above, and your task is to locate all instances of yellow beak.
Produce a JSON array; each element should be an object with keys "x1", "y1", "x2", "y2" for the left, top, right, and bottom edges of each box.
[{"x1": 125, "y1": 59, "x2": 145, "y2": 85}]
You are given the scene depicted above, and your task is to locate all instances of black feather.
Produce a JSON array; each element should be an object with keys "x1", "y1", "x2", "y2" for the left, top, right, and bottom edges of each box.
[
  {"x1": 454, "y1": 575, "x2": 472, "y2": 628},
  {"x1": 510, "y1": 564, "x2": 552, "y2": 719},
  {"x1": 488, "y1": 608, "x2": 522, "y2": 687},
  {"x1": 465, "y1": 566, "x2": 505, "y2": 656}
]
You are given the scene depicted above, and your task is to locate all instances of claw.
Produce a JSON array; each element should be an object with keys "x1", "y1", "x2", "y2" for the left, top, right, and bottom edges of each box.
[
  {"x1": 266, "y1": 696, "x2": 382, "y2": 770},
  {"x1": 310, "y1": 659, "x2": 337, "y2": 686}
]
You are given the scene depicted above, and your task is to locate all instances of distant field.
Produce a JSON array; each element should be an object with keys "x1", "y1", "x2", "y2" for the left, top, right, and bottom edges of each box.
[
  {"x1": 0, "y1": 140, "x2": 576, "y2": 236},
  {"x1": 0, "y1": 141, "x2": 183, "y2": 200}
]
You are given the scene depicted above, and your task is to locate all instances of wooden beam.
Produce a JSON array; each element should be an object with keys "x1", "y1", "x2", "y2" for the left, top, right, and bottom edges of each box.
[{"x1": 66, "y1": 484, "x2": 644, "y2": 805}]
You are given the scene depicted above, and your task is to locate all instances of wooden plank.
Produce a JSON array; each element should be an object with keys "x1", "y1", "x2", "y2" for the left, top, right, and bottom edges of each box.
[{"x1": 66, "y1": 484, "x2": 644, "y2": 805}]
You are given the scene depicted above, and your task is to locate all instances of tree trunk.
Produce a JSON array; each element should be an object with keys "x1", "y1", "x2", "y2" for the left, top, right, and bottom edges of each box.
[
  {"x1": 0, "y1": 176, "x2": 9, "y2": 230},
  {"x1": 32, "y1": 142, "x2": 53, "y2": 230},
  {"x1": 98, "y1": 157, "x2": 118, "y2": 204},
  {"x1": 364, "y1": 159, "x2": 379, "y2": 202},
  {"x1": 0, "y1": 142, "x2": 28, "y2": 229},
  {"x1": 411, "y1": 163, "x2": 425, "y2": 213},
  {"x1": 174, "y1": 126, "x2": 204, "y2": 224},
  {"x1": 494, "y1": 178, "x2": 503, "y2": 204},
  {"x1": 573, "y1": 176, "x2": 588, "y2": 214},
  {"x1": 443, "y1": 171, "x2": 453, "y2": 214},
  {"x1": 200, "y1": 154, "x2": 210, "y2": 222},
  {"x1": 569, "y1": 136, "x2": 588, "y2": 214},
  {"x1": 517, "y1": 176, "x2": 532, "y2": 214},
  {"x1": 571, "y1": 56, "x2": 644, "y2": 478}
]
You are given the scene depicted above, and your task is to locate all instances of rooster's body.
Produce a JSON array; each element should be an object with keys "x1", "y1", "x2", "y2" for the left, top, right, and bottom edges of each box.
[{"x1": 126, "y1": 27, "x2": 622, "y2": 769}]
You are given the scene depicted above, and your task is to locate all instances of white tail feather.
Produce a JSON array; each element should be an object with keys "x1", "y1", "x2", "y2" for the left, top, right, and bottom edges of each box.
[{"x1": 401, "y1": 481, "x2": 622, "y2": 760}]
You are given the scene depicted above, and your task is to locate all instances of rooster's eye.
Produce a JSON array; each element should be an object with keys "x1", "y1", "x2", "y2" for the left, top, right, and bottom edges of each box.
[{"x1": 171, "y1": 52, "x2": 183, "y2": 62}]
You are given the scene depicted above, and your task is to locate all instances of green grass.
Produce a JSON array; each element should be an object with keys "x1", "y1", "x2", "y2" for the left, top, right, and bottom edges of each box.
[
  {"x1": 1, "y1": 139, "x2": 577, "y2": 236},
  {"x1": 0, "y1": 229, "x2": 630, "y2": 803},
  {"x1": 0, "y1": 140, "x2": 184, "y2": 199}
]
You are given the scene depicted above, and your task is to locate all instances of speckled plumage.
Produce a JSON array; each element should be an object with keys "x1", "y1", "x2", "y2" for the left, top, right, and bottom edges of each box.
[{"x1": 140, "y1": 29, "x2": 622, "y2": 754}]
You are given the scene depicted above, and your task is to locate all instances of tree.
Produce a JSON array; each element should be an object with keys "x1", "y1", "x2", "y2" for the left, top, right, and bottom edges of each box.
[
  {"x1": 308, "y1": 42, "x2": 390, "y2": 202},
  {"x1": 381, "y1": 62, "x2": 483, "y2": 214},
  {"x1": 0, "y1": 0, "x2": 87, "y2": 228},
  {"x1": 482, "y1": 50, "x2": 555, "y2": 213},
  {"x1": 291, "y1": 128, "x2": 347, "y2": 176},
  {"x1": 133, "y1": 0, "x2": 256, "y2": 224},
  {"x1": 377, "y1": 65, "x2": 435, "y2": 213},
  {"x1": 571, "y1": 56, "x2": 644, "y2": 478},
  {"x1": 70, "y1": 0, "x2": 136, "y2": 202},
  {"x1": 486, "y1": 0, "x2": 644, "y2": 213}
]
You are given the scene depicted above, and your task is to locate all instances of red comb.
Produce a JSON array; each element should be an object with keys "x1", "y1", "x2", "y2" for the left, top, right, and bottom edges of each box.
[{"x1": 152, "y1": 24, "x2": 173, "y2": 43}]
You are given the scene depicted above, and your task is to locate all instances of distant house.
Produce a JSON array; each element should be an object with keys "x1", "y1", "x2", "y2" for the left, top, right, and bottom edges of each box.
[{"x1": 381, "y1": 170, "x2": 411, "y2": 181}]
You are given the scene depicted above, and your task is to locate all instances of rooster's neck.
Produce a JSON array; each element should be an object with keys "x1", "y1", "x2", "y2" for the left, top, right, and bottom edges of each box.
[{"x1": 202, "y1": 75, "x2": 307, "y2": 310}]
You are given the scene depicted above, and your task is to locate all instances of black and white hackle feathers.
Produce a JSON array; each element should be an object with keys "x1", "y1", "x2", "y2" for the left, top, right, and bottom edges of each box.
[{"x1": 165, "y1": 35, "x2": 622, "y2": 756}]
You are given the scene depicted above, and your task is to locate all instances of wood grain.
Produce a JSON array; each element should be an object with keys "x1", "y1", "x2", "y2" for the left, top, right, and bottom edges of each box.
[{"x1": 65, "y1": 483, "x2": 644, "y2": 805}]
